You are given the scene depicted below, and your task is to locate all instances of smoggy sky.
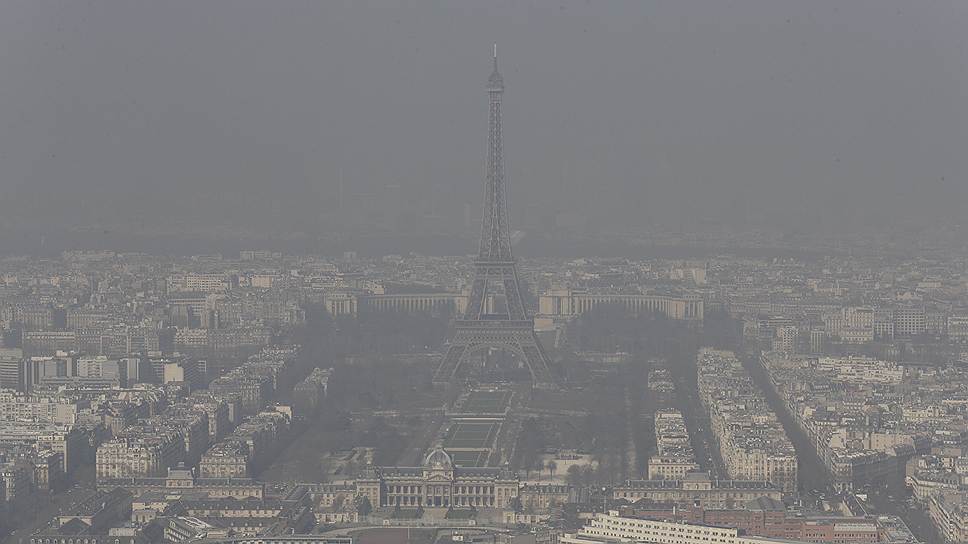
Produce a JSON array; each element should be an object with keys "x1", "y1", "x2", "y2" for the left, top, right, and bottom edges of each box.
[{"x1": 0, "y1": 1, "x2": 966, "y2": 235}]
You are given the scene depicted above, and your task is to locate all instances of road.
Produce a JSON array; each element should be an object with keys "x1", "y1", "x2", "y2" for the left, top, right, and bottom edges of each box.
[
  {"x1": 739, "y1": 351, "x2": 942, "y2": 543},
  {"x1": 664, "y1": 354, "x2": 724, "y2": 477},
  {"x1": 867, "y1": 483, "x2": 942, "y2": 544},
  {"x1": 623, "y1": 384, "x2": 637, "y2": 480},
  {"x1": 675, "y1": 383, "x2": 724, "y2": 477},
  {"x1": 319, "y1": 524, "x2": 513, "y2": 537},
  {"x1": 741, "y1": 351, "x2": 832, "y2": 494}
]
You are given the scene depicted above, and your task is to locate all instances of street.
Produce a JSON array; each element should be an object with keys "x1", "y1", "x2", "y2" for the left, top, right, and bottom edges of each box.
[
  {"x1": 867, "y1": 483, "x2": 942, "y2": 544},
  {"x1": 742, "y1": 352, "x2": 832, "y2": 494},
  {"x1": 664, "y1": 353, "x2": 725, "y2": 477}
]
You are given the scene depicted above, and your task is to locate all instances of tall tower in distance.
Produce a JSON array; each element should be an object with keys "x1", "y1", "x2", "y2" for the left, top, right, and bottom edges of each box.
[{"x1": 433, "y1": 46, "x2": 557, "y2": 389}]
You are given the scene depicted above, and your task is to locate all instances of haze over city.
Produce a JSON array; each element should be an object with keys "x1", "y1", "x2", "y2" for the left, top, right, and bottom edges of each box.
[
  {"x1": 2, "y1": 4, "x2": 968, "y2": 544},
  {"x1": 0, "y1": 1, "x2": 966, "y2": 245}
]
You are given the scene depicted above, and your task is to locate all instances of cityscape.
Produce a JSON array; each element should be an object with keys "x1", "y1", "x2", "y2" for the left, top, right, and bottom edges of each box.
[{"x1": 1, "y1": 3, "x2": 968, "y2": 544}]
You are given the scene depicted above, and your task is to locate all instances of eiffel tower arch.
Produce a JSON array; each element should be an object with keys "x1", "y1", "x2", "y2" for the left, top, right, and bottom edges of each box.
[{"x1": 433, "y1": 47, "x2": 557, "y2": 390}]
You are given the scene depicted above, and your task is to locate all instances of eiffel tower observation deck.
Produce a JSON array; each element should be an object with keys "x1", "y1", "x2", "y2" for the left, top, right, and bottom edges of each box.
[{"x1": 433, "y1": 47, "x2": 557, "y2": 389}]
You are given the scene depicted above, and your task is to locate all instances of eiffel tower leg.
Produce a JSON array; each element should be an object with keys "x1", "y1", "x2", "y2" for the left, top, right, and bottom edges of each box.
[
  {"x1": 514, "y1": 331, "x2": 555, "y2": 389},
  {"x1": 465, "y1": 276, "x2": 487, "y2": 320},
  {"x1": 503, "y1": 276, "x2": 526, "y2": 321},
  {"x1": 435, "y1": 339, "x2": 469, "y2": 386},
  {"x1": 434, "y1": 328, "x2": 557, "y2": 389}
]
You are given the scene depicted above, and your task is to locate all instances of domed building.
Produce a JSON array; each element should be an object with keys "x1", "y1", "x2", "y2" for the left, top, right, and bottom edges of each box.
[
  {"x1": 424, "y1": 448, "x2": 454, "y2": 472},
  {"x1": 354, "y1": 447, "x2": 519, "y2": 510}
]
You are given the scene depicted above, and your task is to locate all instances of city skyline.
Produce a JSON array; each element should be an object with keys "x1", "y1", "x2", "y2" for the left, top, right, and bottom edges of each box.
[{"x1": 1, "y1": 3, "x2": 968, "y2": 544}]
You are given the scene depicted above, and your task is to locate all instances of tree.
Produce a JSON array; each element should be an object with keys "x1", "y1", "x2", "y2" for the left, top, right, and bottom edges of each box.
[
  {"x1": 355, "y1": 495, "x2": 373, "y2": 519},
  {"x1": 509, "y1": 496, "x2": 523, "y2": 513},
  {"x1": 547, "y1": 460, "x2": 558, "y2": 480},
  {"x1": 562, "y1": 503, "x2": 580, "y2": 529},
  {"x1": 516, "y1": 418, "x2": 545, "y2": 475},
  {"x1": 566, "y1": 465, "x2": 583, "y2": 488},
  {"x1": 535, "y1": 458, "x2": 546, "y2": 481}
]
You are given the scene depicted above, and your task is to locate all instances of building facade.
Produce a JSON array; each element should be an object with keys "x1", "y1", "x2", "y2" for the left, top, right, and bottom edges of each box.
[
  {"x1": 538, "y1": 289, "x2": 703, "y2": 322},
  {"x1": 355, "y1": 448, "x2": 518, "y2": 509},
  {"x1": 612, "y1": 473, "x2": 782, "y2": 508}
]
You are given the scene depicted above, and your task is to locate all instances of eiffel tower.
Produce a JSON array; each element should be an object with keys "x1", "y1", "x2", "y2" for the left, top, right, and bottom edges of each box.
[{"x1": 433, "y1": 47, "x2": 556, "y2": 389}]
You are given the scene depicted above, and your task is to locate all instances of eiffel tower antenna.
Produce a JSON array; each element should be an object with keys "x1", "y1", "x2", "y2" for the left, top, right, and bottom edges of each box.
[{"x1": 434, "y1": 46, "x2": 556, "y2": 389}]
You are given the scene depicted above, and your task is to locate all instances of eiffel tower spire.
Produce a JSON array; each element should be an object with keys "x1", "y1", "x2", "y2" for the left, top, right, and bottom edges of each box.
[
  {"x1": 487, "y1": 44, "x2": 503, "y2": 92},
  {"x1": 480, "y1": 44, "x2": 509, "y2": 262},
  {"x1": 434, "y1": 47, "x2": 556, "y2": 389}
]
